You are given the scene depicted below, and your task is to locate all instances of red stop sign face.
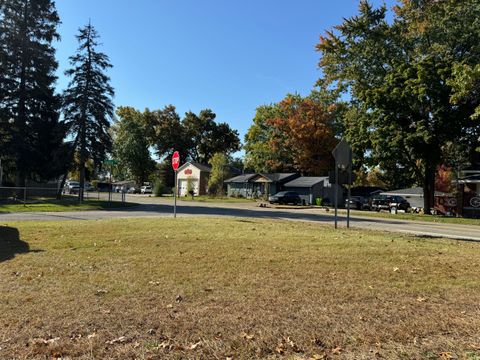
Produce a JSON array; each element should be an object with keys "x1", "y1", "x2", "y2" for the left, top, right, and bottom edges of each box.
[{"x1": 172, "y1": 151, "x2": 180, "y2": 171}]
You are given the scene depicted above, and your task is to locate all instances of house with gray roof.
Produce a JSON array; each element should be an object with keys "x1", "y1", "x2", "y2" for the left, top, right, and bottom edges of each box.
[
  {"x1": 284, "y1": 176, "x2": 342, "y2": 205},
  {"x1": 225, "y1": 173, "x2": 299, "y2": 199}
]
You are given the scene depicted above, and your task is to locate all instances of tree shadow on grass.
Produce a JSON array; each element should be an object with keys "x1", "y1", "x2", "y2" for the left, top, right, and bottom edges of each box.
[{"x1": 0, "y1": 226, "x2": 36, "y2": 262}]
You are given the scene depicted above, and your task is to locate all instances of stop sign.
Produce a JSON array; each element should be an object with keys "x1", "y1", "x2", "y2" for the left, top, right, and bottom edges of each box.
[{"x1": 172, "y1": 151, "x2": 180, "y2": 171}]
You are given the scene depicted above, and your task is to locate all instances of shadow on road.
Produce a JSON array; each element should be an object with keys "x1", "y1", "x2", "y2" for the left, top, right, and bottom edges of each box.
[
  {"x1": 0, "y1": 226, "x2": 32, "y2": 262},
  {"x1": 112, "y1": 203, "x2": 414, "y2": 226}
]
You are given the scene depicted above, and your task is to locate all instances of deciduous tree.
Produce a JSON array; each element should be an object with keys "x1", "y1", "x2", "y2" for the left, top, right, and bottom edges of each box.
[
  {"x1": 317, "y1": 0, "x2": 480, "y2": 212},
  {"x1": 208, "y1": 152, "x2": 230, "y2": 196},
  {"x1": 113, "y1": 107, "x2": 156, "y2": 185}
]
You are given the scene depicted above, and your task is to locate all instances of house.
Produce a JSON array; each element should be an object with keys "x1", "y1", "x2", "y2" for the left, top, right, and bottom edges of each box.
[
  {"x1": 283, "y1": 176, "x2": 342, "y2": 205},
  {"x1": 225, "y1": 173, "x2": 299, "y2": 199},
  {"x1": 224, "y1": 173, "x2": 258, "y2": 198},
  {"x1": 380, "y1": 187, "x2": 448, "y2": 209},
  {"x1": 176, "y1": 162, "x2": 211, "y2": 196}
]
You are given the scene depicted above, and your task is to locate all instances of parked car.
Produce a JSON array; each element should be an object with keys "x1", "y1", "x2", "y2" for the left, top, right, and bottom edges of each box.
[
  {"x1": 371, "y1": 195, "x2": 410, "y2": 212},
  {"x1": 388, "y1": 195, "x2": 411, "y2": 211},
  {"x1": 64, "y1": 181, "x2": 79, "y2": 194},
  {"x1": 66, "y1": 182, "x2": 94, "y2": 195},
  {"x1": 345, "y1": 196, "x2": 370, "y2": 210},
  {"x1": 127, "y1": 186, "x2": 140, "y2": 194},
  {"x1": 268, "y1": 191, "x2": 301, "y2": 205},
  {"x1": 140, "y1": 186, "x2": 152, "y2": 194},
  {"x1": 84, "y1": 182, "x2": 94, "y2": 192}
]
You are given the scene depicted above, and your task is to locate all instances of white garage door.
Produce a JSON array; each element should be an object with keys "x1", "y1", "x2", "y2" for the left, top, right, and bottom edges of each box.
[{"x1": 178, "y1": 179, "x2": 199, "y2": 197}]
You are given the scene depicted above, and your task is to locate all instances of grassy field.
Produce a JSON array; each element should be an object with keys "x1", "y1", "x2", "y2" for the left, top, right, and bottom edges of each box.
[
  {"x1": 1, "y1": 218, "x2": 480, "y2": 359},
  {"x1": 0, "y1": 199, "x2": 137, "y2": 213}
]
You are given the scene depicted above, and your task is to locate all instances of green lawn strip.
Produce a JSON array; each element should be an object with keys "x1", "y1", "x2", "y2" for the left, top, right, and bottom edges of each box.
[
  {"x1": 1, "y1": 217, "x2": 479, "y2": 359},
  {"x1": 0, "y1": 199, "x2": 137, "y2": 213},
  {"x1": 333, "y1": 207, "x2": 480, "y2": 225}
]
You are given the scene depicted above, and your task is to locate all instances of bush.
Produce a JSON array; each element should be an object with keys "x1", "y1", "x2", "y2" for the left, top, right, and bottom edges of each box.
[
  {"x1": 315, "y1": 197, "x2": 323, "y2": 206},
  {"x1": 153, "y1": 181, "x2": 165, "y2": 197}
]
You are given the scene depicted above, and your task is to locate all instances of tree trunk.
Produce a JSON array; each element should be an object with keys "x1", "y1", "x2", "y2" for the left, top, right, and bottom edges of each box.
[
  {"x1": 423, "y1": 161, "x2": 436, "y2": 214},
  {"x1": 57, "y1": 173, "x2": 68, "y2": 200},
  {"x1": 78, "y1": 121, "x2": 87, "y2": 203}
]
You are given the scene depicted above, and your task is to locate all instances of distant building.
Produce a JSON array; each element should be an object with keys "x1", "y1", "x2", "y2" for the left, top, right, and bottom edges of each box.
[
  {"x1": 176, "y1": 162, "x2": 212, "y2": 196},
  {"x1": 283, "y1": 176, "x2": 341, "y2": 205},
  {"x1": 225, "y1": 173, "x2": 299, "y2": 199}
]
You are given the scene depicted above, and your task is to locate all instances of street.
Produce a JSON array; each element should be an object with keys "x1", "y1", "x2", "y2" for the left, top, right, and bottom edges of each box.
[{"x1": 1, "y1": 195, "x2": 479, "y2": 241}]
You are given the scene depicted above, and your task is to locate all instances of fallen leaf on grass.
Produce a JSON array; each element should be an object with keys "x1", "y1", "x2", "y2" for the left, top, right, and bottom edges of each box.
[
  {"x1": 95, "y1": 289, "x2": 108, "y2": 296},
  {"x1": 87, "y1": 332, "x2": 97, "y2": 339},
  {"x1": 284, "y1": 336, "x2": 300, "y2": 352},
  {"x1": 439, "y1": 352, "x2": 456, "y2": 359},
  {"x1": 188, "y1": 341, "x2": 202, "y2": 350},
  {"x1": 309, "y1": 355, "x2": 326, "y2": 360},
  {"x1": 175, "y1": 295, "x2": 183, "y2": 303},
  {"x1": 51, "y1": 351, "x2": 63, "y2": 358},
  {"x1": 148, "y1": 281, "x2": 160, "y2": 286},
  {"x1": 393, "y1": 267, "x2": 399, "y2": 272},
  {"x1": 331, "y1": 346, "x2": 342, "y2": 355},
  {"x1": 166, "y1": 304, "x2": 173, "y2": 309},
  {"x1": 31, "y1": 337, "x2": 60, "y2": 346},
  {"x1": 417, "y1": 296, "x2": 428, "y2": 302},
  {"x1": 241, "y1": 332, "x2": 254, "y2": 340},
  {"x1": 106, "y1": 336, "x2": 128, "y2": 345}
]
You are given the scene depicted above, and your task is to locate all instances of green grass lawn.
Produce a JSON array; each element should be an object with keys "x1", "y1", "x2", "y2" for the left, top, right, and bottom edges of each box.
[
  {"x1": 0, "y1": 199, "x2": 137, "y2": 213},
  {"x1": 1, "y1": 217, "x2": 479, "y2": 359},
  {"x1": 333, "y1": 207, "x2": 480, "y2": 225}
]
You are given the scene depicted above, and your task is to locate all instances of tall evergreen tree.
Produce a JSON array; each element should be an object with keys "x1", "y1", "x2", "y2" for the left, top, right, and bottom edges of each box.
[
  {"x1": 0, "y1": 0, "x2": 64, "y2": 184},
  {"x1": 63, "y1": 22, "x2": 114, "y2": 201}
]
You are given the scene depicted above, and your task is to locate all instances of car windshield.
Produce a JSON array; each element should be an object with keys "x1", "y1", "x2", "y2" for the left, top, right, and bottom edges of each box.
[{"x1": 275, "y1": 192, "x2": 288, "y2": 196}]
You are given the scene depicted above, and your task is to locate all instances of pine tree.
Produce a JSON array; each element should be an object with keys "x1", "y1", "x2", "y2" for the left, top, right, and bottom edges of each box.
[
  {"x1": 63, "y1": 22, "x2": 114, "y2": 201},
  {"x1": 0, "y1": 0, "x2": 64, "y2": 184}
]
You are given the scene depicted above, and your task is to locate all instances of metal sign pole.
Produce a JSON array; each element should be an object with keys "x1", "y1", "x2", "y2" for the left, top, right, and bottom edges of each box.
[
  {"x1": 347, "y1": 166, "x2": 351, "y2": 228},
  {"x1": 334, "y1": 160, "x2": 338, "y2": 229},
  {"x1": 347, "y1": 149, "x2": 352, "y2": 228},
  {"x1": 174, "y1": 170, "x2": 177, "y2": 218}
]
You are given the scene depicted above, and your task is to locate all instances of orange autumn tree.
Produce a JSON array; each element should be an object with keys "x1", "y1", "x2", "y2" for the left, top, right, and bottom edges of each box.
[{"x1": 267, "y1": 94, "x2": 339, "y2": 176}]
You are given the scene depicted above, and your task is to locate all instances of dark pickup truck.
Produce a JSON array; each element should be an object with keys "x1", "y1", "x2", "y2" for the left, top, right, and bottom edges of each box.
[{"x1": 371, "y1": 195, "x2": 410, "y2": 212}]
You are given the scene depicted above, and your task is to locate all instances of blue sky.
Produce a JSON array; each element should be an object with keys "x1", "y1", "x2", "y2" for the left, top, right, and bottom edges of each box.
[{"x1": 54, "y1": 0, "x2": 396, "y2": 149}]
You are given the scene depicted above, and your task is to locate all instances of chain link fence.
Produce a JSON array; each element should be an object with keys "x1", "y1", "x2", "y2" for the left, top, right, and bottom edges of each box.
[{"x1": 0, "y1": 186, "x2": 126, "y2": 205}]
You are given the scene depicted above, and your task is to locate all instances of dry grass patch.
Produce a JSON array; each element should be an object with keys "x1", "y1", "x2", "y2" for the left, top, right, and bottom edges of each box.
[{"x1": 1, "y1": 218, "x2": 480, "y2": 359}]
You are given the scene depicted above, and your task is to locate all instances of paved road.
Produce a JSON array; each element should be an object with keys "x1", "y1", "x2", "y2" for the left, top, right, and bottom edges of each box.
[{"x1": 1, "y1": 197, "x2": 479, "y2": 241}]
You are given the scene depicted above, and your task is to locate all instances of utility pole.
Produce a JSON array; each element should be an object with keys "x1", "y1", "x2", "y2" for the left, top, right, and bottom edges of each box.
[{"x1": 0, "y1": 158, "x2": 3, "y2": 186}]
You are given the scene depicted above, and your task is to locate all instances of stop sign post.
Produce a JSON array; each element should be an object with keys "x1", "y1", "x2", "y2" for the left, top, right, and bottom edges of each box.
[{"x1": 172, "y1": 151, "x2": 180, "y2": 218}]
